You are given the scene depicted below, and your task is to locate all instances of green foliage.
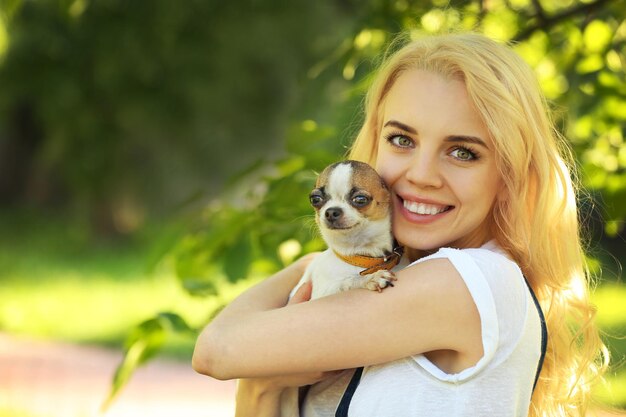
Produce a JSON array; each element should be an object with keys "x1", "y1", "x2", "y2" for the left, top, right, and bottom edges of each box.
[
  {"x1": 171, "y1": 120, "x2": 340, "y2": 293},
  {"x1": 102, "y1": 312, "x2": 196, "y2": 410},
  {"x1": 0, "y1": 0, "x2": 349, "y2": 230}
]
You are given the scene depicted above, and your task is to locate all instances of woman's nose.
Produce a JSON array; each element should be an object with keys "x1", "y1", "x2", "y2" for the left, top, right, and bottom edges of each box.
[{"x1": 405, "y1": 154, "x2": 443, "y2": 189}]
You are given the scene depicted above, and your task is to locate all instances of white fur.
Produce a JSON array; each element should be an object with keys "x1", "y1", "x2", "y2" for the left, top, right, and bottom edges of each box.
[
  {"x1": 292, "y1": 249, "x2": 405, "y2": 299},
  {"x1": 327, "y1": 163, "x2": 353, "y2": 203},
  {"x1": 318, "y1": 217, "x2": 392, "y2": 258}
]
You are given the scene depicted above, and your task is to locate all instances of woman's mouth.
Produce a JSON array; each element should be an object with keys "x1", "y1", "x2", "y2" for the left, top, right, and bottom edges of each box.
[
  {"x1": 402, "y1": 200, "x2": 451, "y2": 215},
  {"x1": 397, "y1": 195, "x2": 453, "y2": 223},
  {"x1": 402, "y1": 198, "x2": 452, "y2": 215}
]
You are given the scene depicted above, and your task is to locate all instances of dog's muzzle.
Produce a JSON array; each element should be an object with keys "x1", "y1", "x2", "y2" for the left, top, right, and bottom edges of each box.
[{"x1": 324, "y1": 207, "x2": 346, "y2": 228}]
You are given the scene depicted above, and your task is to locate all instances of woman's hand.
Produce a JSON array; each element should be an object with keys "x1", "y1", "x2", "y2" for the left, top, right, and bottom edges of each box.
[
  {"x1": 241, "y1": 280, "x2": 338, "y2": 387},
  {"x1": 234, "y1": 280, "x2": 338, "y2": 417}
]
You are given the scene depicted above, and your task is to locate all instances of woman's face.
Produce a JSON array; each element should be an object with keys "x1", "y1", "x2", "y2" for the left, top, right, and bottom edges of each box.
[{"x1": 375, "y1": 69, "x2": 502, "y2": 252}]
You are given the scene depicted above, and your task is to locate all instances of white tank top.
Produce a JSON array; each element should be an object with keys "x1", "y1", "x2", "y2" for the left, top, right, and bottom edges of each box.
[{"x1": 301, "y1": 241, "x2": 543, "y2": 417}]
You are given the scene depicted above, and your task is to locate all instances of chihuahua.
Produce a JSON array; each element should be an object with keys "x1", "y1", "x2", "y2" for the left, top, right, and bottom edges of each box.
[
  {"x1": 281, "y1": 160, "x2": 404, "y2": 416},
  {"x1": 292, "y1": 160, "x2": 403, "y2": 299}
]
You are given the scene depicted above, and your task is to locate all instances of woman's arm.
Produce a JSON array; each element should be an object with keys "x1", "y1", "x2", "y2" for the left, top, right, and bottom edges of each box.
[
  {"x1": 234, "y1": 379, "x2": 282, "y2": 417},
  {"x1": 231, "y1": 280, "x2": 339, "y2": 417},
  {"x1": 194, "y1": 257, "x2": 483, "y2": 381},
  {"x1": 234, "y1": 364, "x2": 340, "y2": 417}
]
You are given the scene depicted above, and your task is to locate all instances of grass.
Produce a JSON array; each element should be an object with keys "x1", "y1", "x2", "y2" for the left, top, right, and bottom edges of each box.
[
  {"x1": 0, "y1": 208, "x2": 233, "y2": 359},
  {"x1": 0, "y1": 268, "x2": 209, "y2": 353}
]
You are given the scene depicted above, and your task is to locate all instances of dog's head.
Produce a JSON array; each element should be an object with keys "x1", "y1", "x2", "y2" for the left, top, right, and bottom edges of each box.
[{"x1": 309, "y1": 161, "x2": 392, "y2": 249}]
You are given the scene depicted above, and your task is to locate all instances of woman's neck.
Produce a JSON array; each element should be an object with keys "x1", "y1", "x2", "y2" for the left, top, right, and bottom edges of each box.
[{"x1": 405, "y1": 233, "x2": 495, "y2": 262}]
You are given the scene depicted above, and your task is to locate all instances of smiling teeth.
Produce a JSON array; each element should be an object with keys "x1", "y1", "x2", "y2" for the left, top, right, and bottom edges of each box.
[{"x1": 403, "y1": 200, "x2": 448, "y2": 215}]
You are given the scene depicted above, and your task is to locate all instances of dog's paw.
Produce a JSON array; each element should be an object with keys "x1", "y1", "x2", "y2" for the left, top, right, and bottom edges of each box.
[{"x1": 364, "y1": 270, "x2": 397, "y2": 292}]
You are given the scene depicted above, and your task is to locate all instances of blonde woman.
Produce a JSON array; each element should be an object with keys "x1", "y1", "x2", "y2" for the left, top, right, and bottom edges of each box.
[{"x1": 192, "y1": 32, "x2": 608, "y2": 417}]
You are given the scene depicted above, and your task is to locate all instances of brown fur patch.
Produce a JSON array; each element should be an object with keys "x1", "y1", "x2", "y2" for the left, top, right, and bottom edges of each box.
[
  {"x1": 315, "y1": 163, "x2": 333, "y2": 189},
  {"x1": 347, "y1": 161, "x2": 391, "y2": 221}
]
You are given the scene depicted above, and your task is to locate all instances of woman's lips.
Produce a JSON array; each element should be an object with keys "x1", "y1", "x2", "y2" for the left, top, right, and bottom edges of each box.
[{"x1": 396, "y1": 195, "x2": 453, "y2": 223}]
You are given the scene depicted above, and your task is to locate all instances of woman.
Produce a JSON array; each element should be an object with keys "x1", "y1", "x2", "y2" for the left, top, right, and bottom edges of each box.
[{"x1": 192, "y1": 32, "x2": 608, "y2": 417}]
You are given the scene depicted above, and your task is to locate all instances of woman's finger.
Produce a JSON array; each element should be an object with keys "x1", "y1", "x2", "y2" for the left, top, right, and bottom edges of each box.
[{"x1": 288, "y1": 280, "x2": 312, "y2": 305}]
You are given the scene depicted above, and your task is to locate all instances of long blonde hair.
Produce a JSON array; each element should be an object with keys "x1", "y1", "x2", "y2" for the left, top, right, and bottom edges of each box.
[{"x1": 349, "y1": 32, "x2": 608, "y2": 417}]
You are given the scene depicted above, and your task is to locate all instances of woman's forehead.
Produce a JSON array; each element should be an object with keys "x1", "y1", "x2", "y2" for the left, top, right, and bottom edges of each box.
[{"x1": 380, "y1": 70, "x2": 490, "y2": 141}]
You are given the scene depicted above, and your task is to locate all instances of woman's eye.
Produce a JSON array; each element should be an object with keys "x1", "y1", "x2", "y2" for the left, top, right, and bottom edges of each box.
[
  {"x1": 389, "y1": 135, "x2": 413, "y2": 148},
  {"x1": 450, "y1": 147, "x2": 477, "y2": 161}
]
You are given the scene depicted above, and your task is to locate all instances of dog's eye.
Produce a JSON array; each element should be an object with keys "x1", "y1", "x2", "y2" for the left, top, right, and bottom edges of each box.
[
  {"x1": 351, "y1": 195, "x2": 371, "y2": 207},
  {"x1": 310, "y1": 194, "x2": 325, "y2": 208}
]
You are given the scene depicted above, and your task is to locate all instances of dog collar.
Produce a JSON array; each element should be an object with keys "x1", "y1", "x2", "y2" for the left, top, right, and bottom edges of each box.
[{"x1": 333, "y1": 246, "x2": 404, "y2": 276}]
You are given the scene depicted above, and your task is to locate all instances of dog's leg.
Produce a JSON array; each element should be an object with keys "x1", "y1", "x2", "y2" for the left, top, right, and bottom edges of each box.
[
  {"x1": 363, "y1": 270, "x2": 397, "y2": 292},
  {"x1": 338, "y1": 270, "x2": 397, "y2": 293}
]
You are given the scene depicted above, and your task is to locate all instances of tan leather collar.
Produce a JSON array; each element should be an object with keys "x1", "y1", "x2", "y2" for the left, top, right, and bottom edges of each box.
[{"x1": 333, "y1": 246, "x2": 404, "y2": 276}]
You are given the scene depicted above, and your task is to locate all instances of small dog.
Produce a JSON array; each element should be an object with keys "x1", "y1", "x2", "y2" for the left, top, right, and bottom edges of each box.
[{"x1": 281, "y1": 160, "x2": 404, "y2": 416}]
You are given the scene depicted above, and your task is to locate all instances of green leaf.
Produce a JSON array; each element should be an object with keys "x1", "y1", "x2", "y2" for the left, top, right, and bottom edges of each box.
[
  {"x1": 157, "y1": 312, "x2": 196, "y2": 335},
  {"x1": 222, "y1": 233, "x2": 254, "y2": 282},
  {"x1": 276, "y1": 156, "x2": 306, "y2": 177},
  {"x1": 576, "y1": 54, "x2": 605, "y2": 74},
  {"x1": 604, "y1": 97, "x2": 626, "y2": 120},
  {"x1": 102, "y1": 312, "x2": 196, "y2": 410},
  {"x1": 181, "y1": 276, "x2": 219, "y2": 297},
  {"x1": 482, "y1": 9, "x2": 519, "y2": 41},
  {"x1": 572, "y1": 115, "x2": 593, "y2": 142},
  {"x1": 583, "y1": 20, "x2": 613, "y2": 53},
  {"x1": 102, "y1": 320, "x2": 166, "y2": 410}
]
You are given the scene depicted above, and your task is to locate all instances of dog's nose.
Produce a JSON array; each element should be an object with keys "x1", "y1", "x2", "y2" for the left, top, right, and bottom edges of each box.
[{"x1": 325, "y1": 207, "x2": 343, "y2": 222}]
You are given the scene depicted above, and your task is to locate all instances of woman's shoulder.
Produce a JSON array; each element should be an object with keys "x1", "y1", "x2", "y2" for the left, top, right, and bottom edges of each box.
[
  {"x1": 402, "y1": 241, "x2": 530, "y2": 380},
  {"x1": 404, "y1": 240, "x2": 528, "y2": 341}
]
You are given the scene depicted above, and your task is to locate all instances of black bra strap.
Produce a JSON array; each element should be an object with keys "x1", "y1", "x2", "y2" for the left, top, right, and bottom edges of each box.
[
  {"x1": 335, "y1": 367, "x2": 364, "y2": 417},
  {"x1": 523, "y1": 278, "x2": 548, "y2": 391}
]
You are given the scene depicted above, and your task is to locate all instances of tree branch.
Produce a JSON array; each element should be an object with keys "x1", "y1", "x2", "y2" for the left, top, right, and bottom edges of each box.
[
  {"x1": 531, "y1": 0, "x2": 547, "y2": 22},
  {"x1": 512, "y1": 0, "x2": 613, "y2": 42}
]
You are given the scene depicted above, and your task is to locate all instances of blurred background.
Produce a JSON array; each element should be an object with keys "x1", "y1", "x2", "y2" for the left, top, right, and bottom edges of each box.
[{"x1": 0, "y1": 0, "x2": 624, "y2": 416}]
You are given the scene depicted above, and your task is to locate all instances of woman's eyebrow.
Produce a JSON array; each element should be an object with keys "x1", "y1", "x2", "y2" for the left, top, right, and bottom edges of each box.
[
  {"x1": 445, "y1": 135, "x2": 489, "y2": 149},
  {"x1": 383, "y1": 120, "x2": 417, "y2": 134},
  {"x1": 384, "y1": 120, "x2": 490, "y2": 149}
]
